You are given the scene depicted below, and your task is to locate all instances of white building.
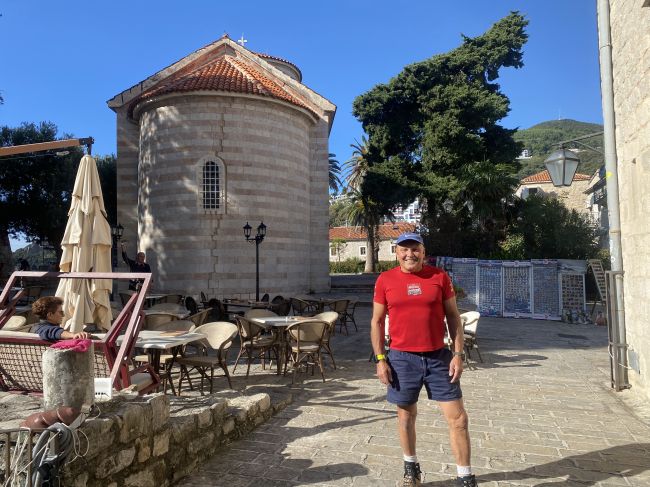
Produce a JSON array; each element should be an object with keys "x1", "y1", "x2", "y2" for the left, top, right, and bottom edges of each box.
[{"x1": 329, "y1": 222, "x2": 416, "y2": 262}]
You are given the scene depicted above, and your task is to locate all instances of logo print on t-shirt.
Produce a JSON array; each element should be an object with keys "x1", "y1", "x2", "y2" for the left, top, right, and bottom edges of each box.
[{"x1": 407, "y1": 283, "x2": 422, "y2": 296}]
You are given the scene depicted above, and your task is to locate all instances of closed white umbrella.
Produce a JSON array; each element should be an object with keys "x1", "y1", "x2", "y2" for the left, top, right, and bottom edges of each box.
[{"x1": 55, "y1": 154, "x2": 112, "y2": 332}]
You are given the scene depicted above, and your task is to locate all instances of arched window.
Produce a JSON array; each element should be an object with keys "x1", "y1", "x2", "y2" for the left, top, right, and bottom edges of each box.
[{"x1": 198, "y1": 157, "x2": 225, "y2": 212}]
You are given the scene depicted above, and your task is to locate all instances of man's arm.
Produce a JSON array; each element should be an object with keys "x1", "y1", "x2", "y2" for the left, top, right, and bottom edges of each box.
[
  {"x1": 443, "y1": 296, "x2": 464, "y2": 383},
  {"x1": 371, "y1": 301, "x2": 392, "y2": 385},
  {"x1": 120, "y1": 243, "x2": 134, "y2": 267}
]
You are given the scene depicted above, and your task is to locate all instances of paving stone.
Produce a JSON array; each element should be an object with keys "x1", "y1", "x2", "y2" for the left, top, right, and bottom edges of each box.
[{"x1": 177, "y1": 307, "x2": 650, "y2": 486}]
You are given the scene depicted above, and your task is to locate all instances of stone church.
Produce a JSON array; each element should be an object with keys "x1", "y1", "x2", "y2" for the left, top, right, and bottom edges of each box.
[{"x1": 107, "y1": 35, "x2": 336, "y2": 297}]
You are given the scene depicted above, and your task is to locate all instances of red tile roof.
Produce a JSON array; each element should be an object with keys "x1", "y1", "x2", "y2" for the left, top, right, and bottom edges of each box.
[
  {"x1": 129, "y1": 55, "x2": 315, "y2": 118},
  {"x1": 520, "y1": 169, "x2": 591, "y2": 184},
  {"x1": 329, "y1": 222, "x2": 416, "y2": 241}
]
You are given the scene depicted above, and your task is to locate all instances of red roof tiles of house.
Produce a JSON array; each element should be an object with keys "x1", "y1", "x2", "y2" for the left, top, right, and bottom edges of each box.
[
  {"x1": 329, "y1": 222, "x2": 416, "y2": 240},
  {"x1": 520, "y1": 169, "x2": 591, "y2": 184},
  {"x1": 128, "y1": 55, "x2": 315, "y2": 118}
]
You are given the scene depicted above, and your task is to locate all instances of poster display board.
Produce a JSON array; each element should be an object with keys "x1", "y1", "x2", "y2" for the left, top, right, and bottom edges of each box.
[
  {"x1": 502, "y1": 261, "x2": 532, "y2": 317},
  {"x1": 451, "y1": 258, "x2": 478, "y2": 305},
  {"x1": 560, "y1": 272, "x2": 587, "y2": 321},
  {"x1": 531, "y1": 260, "x2": 561, "y2": 320},
  {"x1": 477, "y1": 260, "x2": 502, "y2": 316}
]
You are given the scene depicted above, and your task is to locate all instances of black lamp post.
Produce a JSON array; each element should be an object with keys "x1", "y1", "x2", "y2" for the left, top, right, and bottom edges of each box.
[
  {"x1": 111, "y1": 223, "x2": 124, "y2": 298},
  {"x1": 243, "y1": 221, "x2": 267, "y2": 301}
]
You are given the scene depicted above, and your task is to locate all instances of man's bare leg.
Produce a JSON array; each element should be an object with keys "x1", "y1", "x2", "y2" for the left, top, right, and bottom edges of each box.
[
  {"x1": 438, "y1": 398, "x2": 470, "y2": 465},
  {"x1": 396, "y1": 403, "x2": 418, "y2": 455}
]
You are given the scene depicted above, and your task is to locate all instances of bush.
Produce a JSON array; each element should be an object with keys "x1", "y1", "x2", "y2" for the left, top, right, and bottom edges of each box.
[{"x1": 329, "y1": 258, "x2": 364, "y2": 274}]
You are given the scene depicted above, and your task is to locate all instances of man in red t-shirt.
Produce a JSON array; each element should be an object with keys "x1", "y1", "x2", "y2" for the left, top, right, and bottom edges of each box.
[{"x1": 371, "y1": 232, "x2": 476, "y2": 487}]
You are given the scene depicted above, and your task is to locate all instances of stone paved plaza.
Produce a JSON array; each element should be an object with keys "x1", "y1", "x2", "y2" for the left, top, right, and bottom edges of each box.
[{"x1": 179, "y1": 303, "x2": 650, "y2": 487}]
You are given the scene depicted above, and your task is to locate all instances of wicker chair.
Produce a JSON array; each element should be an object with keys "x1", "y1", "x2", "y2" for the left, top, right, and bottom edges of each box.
[
  {"x1": 177, "y1": 322, "x2": 238, "y2": 394},
  {"x1": 312, "y1": 311, "x2": 338, "y2": 370},
  {"x1": 290, "y1": 297, "x2": 318, "y2": 316},
  {"x1": 462, "y1": 311, "x2": 483, "y2": 363},
  {"x1": 188, "y1": 308, "x2": 211, "y2": 327},
  {"x1": 269, "y1": 296, "x2": 291, "y2": 316},
  {"x1": 233, "y1": 316, "x2": 280, "y2": 377},
  {"x1": 144, "y1": 312, "x2": 179, "y2": 330},
  {"x1": 326, "y1": 299, "x2": 351, "y2": 335},
  {"x1": 284, "y1": 320, "x2": 328, "y2": 383}
]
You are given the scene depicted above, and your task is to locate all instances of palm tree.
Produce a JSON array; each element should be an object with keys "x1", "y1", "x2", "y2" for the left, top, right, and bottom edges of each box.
[
  {"x1": 343, "y1": 136, "x2": 370, "y2": 191},
  {"x1": 343, "y1": 188, "x2": 383, "y2": 273},
  {"x1": 328, "y1": 153, "x2": 341, "y2": 193}
]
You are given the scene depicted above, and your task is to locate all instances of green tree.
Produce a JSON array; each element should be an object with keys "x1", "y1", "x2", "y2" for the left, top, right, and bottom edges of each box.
[
  {"x1": 329, "y1": 198, "x2": 350, "y2": 227},
  {"x1": 343, "y1": 136, "x2": 370, "y2": 191},
  {"x1": 0, "y1": 122, "x2": 117, "y2": 277},
  {"x1": 342, "y1": 189, "x2": 385, "y2": 273},
  {"x1": 502, "y1": 195, "x2": 599, "y2": 259},
  {"x1": 330, "y1": 238, "x2": 348, "y2": 263},
  {"x1": 328, "y1": 153, "x2": 341, "y2": 193},
  {"x1": 352, "y1": 12, "x2": 528, "y2": 257}
]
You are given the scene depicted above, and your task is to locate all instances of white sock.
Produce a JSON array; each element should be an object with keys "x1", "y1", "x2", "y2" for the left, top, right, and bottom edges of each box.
[
  {"x1": 403, "y1": 454, "x2": 418, "y2": 463},
  {"x1": 457, "y1": 466, "x2": 472, "y2": 477}
]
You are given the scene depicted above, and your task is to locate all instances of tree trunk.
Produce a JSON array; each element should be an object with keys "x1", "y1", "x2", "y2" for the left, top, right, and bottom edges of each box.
[
  {"x1": 0, "y1": 225, "x2": 14, "y2": 280},
  {"x1": 364, "y1": 225, "x2": 376, "y2": 273}
]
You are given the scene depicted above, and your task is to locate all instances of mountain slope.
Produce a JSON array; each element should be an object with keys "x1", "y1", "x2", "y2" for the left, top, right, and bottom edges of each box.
[{"x1": 514, "y1": 119, "x2": 604, "y2": 178}]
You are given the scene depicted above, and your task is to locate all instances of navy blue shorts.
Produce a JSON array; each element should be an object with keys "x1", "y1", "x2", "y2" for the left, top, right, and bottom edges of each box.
[{"x1": 386, "y1": 348, "x2": 462, "y2": 405}]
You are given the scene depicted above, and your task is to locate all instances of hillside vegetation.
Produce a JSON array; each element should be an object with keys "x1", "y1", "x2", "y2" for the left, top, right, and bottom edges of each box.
[{"x1": 514, "y1": 119, "x2": 604, "y2": 178}]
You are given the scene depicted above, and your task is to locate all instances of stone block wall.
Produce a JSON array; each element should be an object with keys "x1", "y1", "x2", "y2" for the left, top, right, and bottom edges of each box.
[
  {"x1": 609, "y1": 0, "x2": 650, "y2": 399},
  {"x1": 60, "y1": 391, "x2": 290, "y2": 486}
]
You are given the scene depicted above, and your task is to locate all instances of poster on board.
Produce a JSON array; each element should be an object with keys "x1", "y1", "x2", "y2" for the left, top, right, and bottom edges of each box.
[
  {"x1": 477, "y1": 260, "x2": 502, "y2": 316},
  {"x1": 502, "y1": 261, "x2": 532, "y2": 317}
]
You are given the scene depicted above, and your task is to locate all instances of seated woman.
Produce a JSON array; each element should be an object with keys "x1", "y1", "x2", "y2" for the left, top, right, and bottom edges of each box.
[{"x1": 31, "y1": 296, "x2": 90, "y2": 341}]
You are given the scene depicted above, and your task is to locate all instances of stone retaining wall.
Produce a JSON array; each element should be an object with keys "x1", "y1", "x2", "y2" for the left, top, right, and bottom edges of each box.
[{"x1": 58, "y1": 391, "x2": 291, "y2": 486}]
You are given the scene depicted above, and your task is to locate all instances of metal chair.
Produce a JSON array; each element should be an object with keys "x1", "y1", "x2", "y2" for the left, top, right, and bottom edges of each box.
[
  {"x1": 176, "y1": 322, "x2": 238, "y2": 394},
  {"x1": 343, "y1": 296, "x2": 359, "y2": 332},
  {"x1": 461, "y1": 311, "x2": 482, "y2": 363}
]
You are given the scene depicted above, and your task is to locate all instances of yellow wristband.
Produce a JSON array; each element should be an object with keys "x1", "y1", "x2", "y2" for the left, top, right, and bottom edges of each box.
[{"x1": 375, "y1": 354, "x2": 386, "y2": 361}]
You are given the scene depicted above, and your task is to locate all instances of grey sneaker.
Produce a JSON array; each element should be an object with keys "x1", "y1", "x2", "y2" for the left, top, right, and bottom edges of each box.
[
  {"x1": 401, "y1": 462, "x2": 421, "y2": 486},
  {"x1": 457, "y1": 474, "x2": 477, "y2": 487}
]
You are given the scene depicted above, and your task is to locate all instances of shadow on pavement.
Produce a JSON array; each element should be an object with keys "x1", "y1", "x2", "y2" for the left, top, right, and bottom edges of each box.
[{"x1": 421, "y1": 443, "x2": 650, "y2": 486}]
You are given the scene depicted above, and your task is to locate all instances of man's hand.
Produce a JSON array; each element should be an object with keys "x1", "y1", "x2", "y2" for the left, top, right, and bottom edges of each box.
[
  {"x1": 449, "y1": 355, "x2": 464, "y2": 383},
  {"x1": 376, "y1": 360, "x2": 392, "y2": 385},
  {"x1": 73, "y1": 331, "x2": 90, "y2": 340}
]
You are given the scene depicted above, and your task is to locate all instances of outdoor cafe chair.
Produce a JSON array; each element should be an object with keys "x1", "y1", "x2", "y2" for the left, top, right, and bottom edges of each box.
[
  {"x1": 176, "y1": 322, "x2": 238, "y2": 394},
  {"x1": 313, "y1": 311, "x2": 338, "y2": 370},
  {"x1": 284, "y1": 319, "x2": 328, "y2": 383},
  {"x1": 188, "y1": 308, "x2": 211, "y2": 327},
  {"x1": 343, "y1": 296, "x2": 359, "y2": 332},
  {"x1": 144, "y1": 312, "x2": 179, "y2": 330},
  {"x1": 233, "y1": 316, "x2": 280, "y2": 377},
  {"x1": 269, "y1": 296, "x2": 291, "y2": 316},
  {"x1": 290, "y1": 297, "x2": 318, "y2": 317},
  {"x1": 261, "y1": 293, "x2": 270, "y2": 302},
  {"x1": 461, "y1": 311, "x2": 482, "y2": 363},
  {"x1": 244, "y1": 309, "x2": 278, "y2": 319},
  {"x1": 326, "y1": 299, "x2": 351, "y2": 335},
  {"x1": 200, "y1": 291, "x2": 210, "y2": 309},
  {"x1": 185, "y1": 296, "x2": 199, "y2": 315}
]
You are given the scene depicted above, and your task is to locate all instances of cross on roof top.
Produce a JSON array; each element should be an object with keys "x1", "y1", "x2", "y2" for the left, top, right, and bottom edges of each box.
[{"x1": 237, "y1": 34, "x2": 248, "y2": 47}]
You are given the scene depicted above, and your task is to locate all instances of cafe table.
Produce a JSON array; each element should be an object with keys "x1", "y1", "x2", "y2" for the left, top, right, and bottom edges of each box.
[
  {"x1": 119, "y1": 330, "x2": 205, "y2": 374},
  {"x1": 144, "y1": 293, "x2": 169, "y2": 308},
  {"x1": 250, "y1": 316, "x2": 308, "y2": 372}
]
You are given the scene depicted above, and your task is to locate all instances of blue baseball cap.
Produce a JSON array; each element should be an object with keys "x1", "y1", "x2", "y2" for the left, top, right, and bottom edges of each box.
[{"x1": 395, "y1": 232, "x2": 424, "y2": 245}]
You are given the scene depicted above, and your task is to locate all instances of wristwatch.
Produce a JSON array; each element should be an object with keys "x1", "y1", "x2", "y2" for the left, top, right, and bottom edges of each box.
[
  {"x1": 372, "y1": 353, "x2": 386, "y2": 363},
  {"x1": 452, "y1": 351, "x2": 465, "y2": 359}
]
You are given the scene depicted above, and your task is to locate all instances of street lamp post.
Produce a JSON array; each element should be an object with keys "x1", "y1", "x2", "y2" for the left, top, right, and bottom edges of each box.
[
  {"x1": 243, "y1": 221, "x2": 267, "y2": 301},
  {"x1": 111, "y1": 223, "x2": 124, "y2": 298}
]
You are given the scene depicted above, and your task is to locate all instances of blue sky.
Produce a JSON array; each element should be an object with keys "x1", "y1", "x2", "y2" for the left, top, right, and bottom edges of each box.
[{"x1": 1, "y1": 1, "x2": 602, "y2": 249}]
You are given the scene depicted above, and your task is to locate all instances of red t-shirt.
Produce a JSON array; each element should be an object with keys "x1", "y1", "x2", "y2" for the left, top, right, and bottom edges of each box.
[{"x1": 373, "y1": 265, "x2": 455, "y2": 352}]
